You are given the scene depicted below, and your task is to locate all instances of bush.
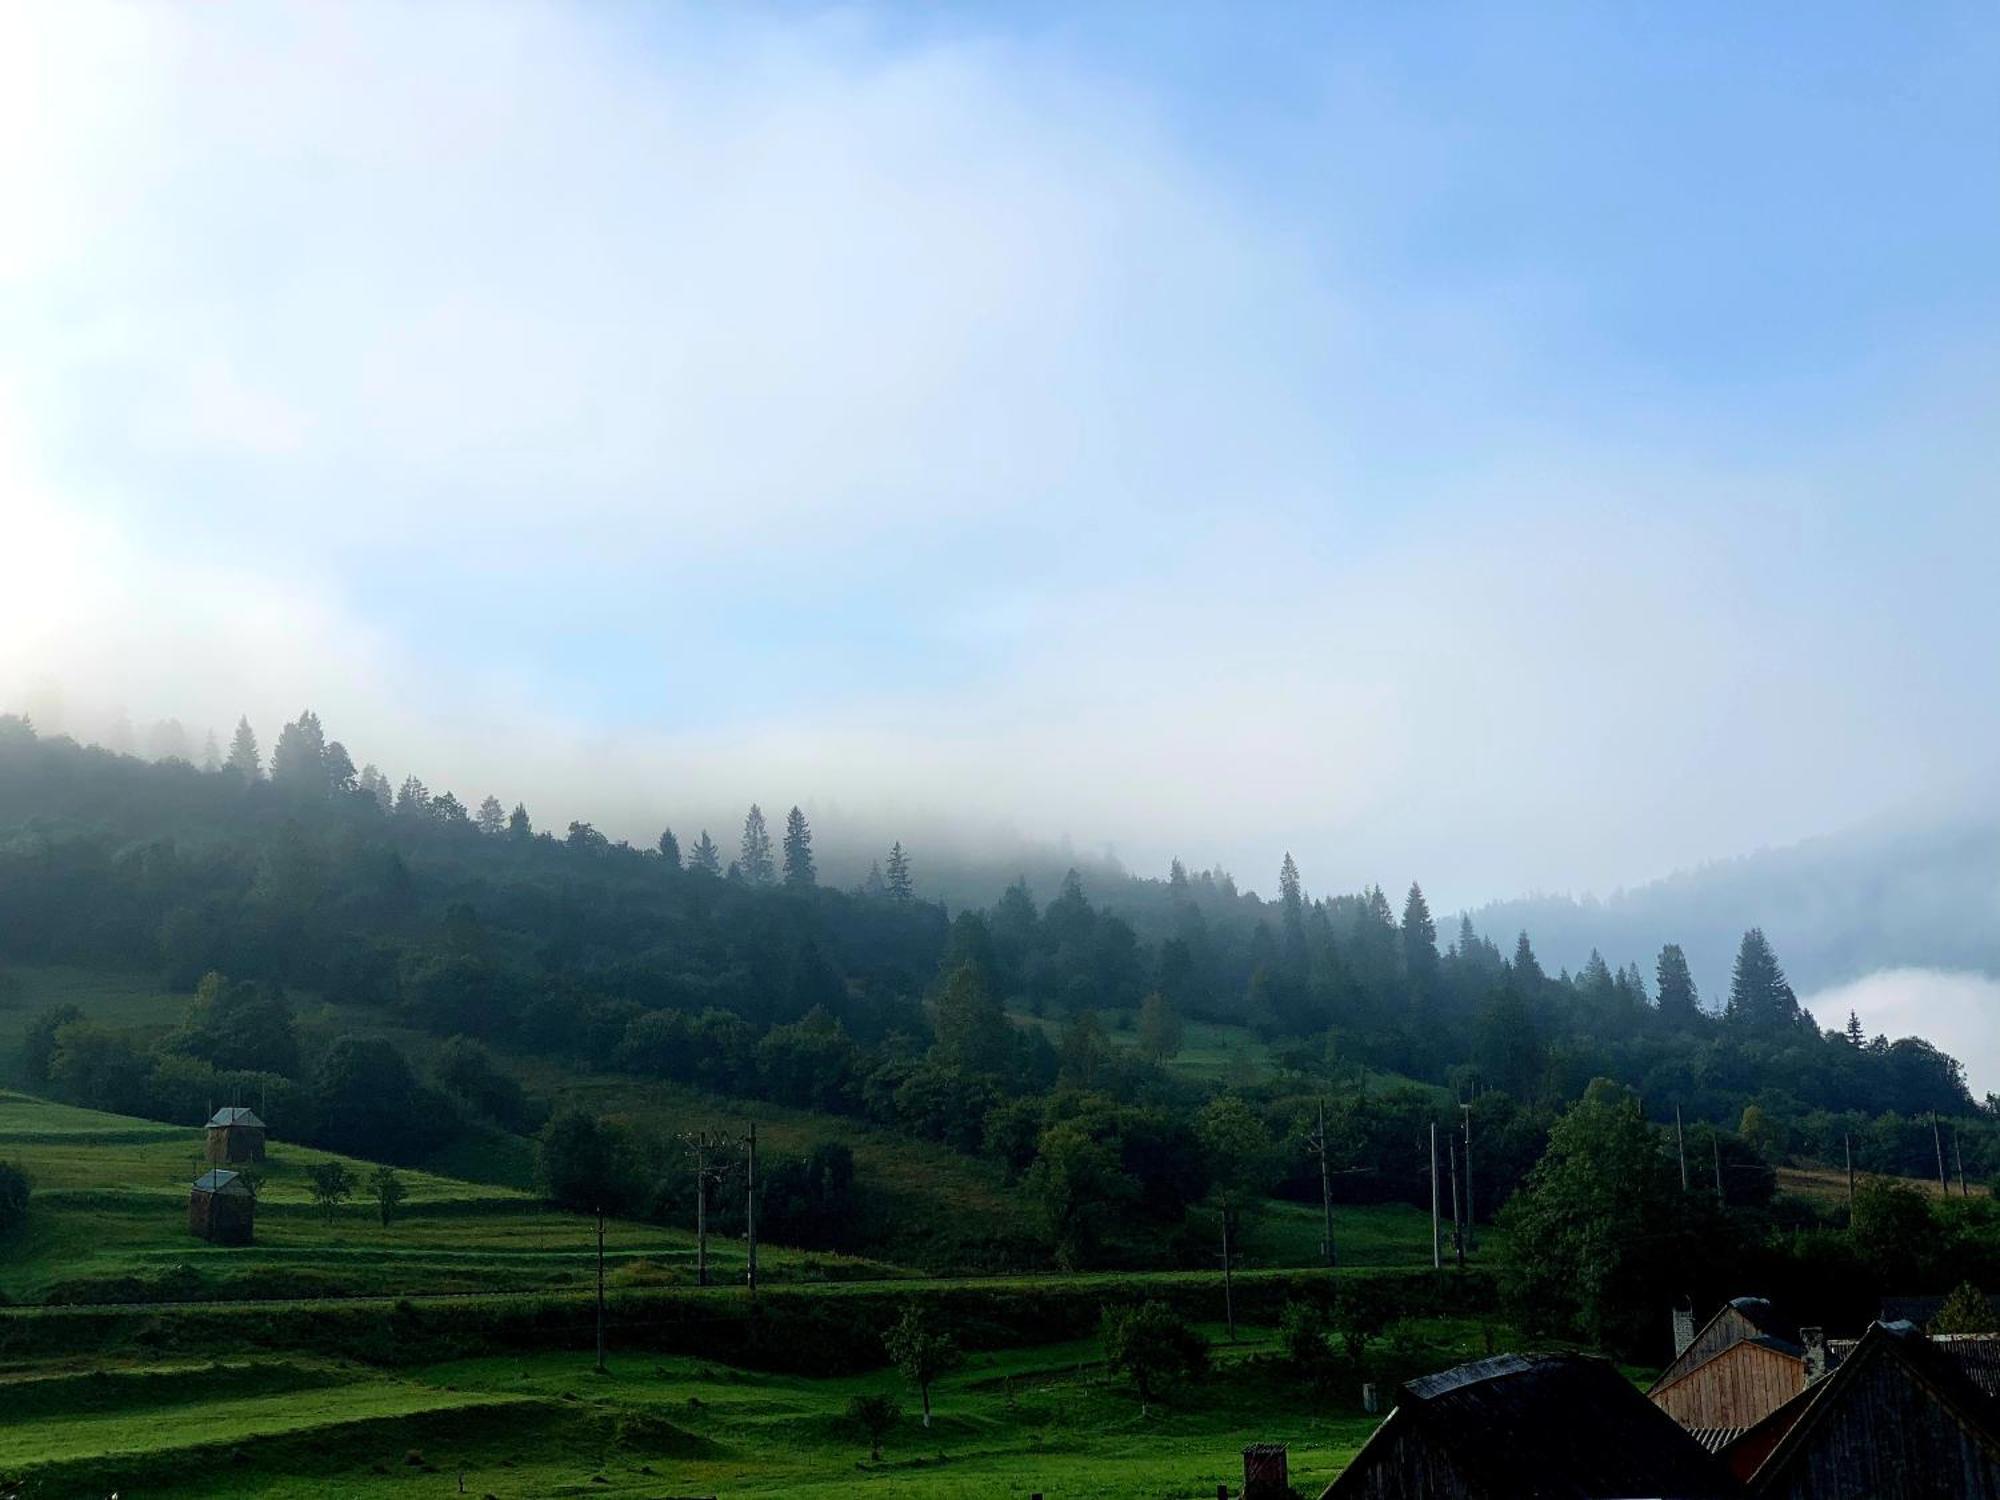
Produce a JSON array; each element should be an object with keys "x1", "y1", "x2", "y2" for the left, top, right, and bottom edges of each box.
[
  {"x1": 1101, "y1": 1300, "x2": 1208, "y2": 1403},
  {"x1": 844, "y1": 1392, "x2": 902, "y2": 1460},
  {"x1": 0, "y1": 1161, "x2": 29, "y2": 1235}
]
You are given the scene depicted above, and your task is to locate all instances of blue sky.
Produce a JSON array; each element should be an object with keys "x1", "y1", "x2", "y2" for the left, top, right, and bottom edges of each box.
[{"x1": 2, "y1": 1, "x2": 1998, "y2": 911}]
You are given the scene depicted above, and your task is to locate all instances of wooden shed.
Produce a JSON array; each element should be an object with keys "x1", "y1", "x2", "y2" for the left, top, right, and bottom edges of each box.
[
  {"x1": 1651, "y1": 1296, "x2": 1807, "y2": 1450},
  {"x1": 1723, "y1": 1321, "x2": 2000, "y2": 1498},
  {"x1": 205, "y1": 1105, "x2": 267, "y2": 1164},
  {"x1": 1321, "y1": 1352, "x2": 1737, "y2": 1500},
  {"x1": 188, "y1": 1168, "x2": 255, "y2": 1246}
]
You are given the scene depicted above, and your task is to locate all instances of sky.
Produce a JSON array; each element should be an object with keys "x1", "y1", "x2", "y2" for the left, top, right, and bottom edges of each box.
[{"x1": 3, "y1": 1, "x2": 1999, "y2": 915}]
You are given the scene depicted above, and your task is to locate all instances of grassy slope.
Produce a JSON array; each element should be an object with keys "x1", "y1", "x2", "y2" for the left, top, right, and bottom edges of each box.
[{"x1": 0, "y1": 1091, "x2": 894, "y2": 1305}]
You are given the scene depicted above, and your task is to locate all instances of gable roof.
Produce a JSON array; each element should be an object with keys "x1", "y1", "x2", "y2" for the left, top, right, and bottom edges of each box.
[
  {"x1": 207, "y1": 1106, "x2": 264, "y2": 1128},
  {"x1": 1743, "y1": 1321, "x2": 2000, "y2": 1492},
  {"x1": 191, "y1": 1168, "x2": 252, "y2": 1196},
  {"x1": 1654, "y1": 1297, "x2": 1803, "y2": 1392},
  {"x1": 1326, "y1": 1352, "x2": 1736, "y2": 1499}
]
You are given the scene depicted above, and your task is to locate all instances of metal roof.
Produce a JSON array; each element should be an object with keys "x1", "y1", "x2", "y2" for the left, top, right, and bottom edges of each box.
[
  {"x1": 192, "y1": 1169, "x2": 252, "y2": 1196},
  {"x1": 207, "y1": 1106, "x2": 264, "y2": 1128}
]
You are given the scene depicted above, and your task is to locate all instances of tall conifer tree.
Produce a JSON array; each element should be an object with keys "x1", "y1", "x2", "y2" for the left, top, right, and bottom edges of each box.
[
  {"x1": 226, "y1": 717, "x2": 261, "y2": 779},
  {"x1": 740, "y1": 805, "x2": 775, "y2": 886},
  {"x1": 782, "y1": 806, "x2": 815, "y2": 888}
]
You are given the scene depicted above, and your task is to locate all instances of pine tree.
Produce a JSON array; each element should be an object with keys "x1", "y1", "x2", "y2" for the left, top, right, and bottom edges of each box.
[
  {"x1": 200, "y1": 730, "x2": 221, "y2": 772},
  {"x1": 357, "y1": 765, "x2": 391, "y2": 810},
  {"x1": 1168, "y1": 858, "x2": 1189, "y2": 896},
  {"x1": 507, "y1": 803, "x2": 533, "y2": 839},
  {"x1": 862, "y1": 860, "x2": 886, "y2": 898},
  {"x1": 1511, "y1": 931, "x2": 1544, "y2": 985},
  {"x1": 782, "y1": 806, "x2": 815, "y2": 888},
  {"x1": 1278, "y1": 854, "x2": 1303, "y2": 932},
  {"x1": 270, "y1": 710, "x2": 328, "y2": 790},
  {"x1": 1726, "y1": 928, "x2": 1802, "y2": 1033},
  {"x1": 690, "y1": 830, "x2": 722, "y2": 876},
  {"x1": 1402, "y1": 882, "x2": 1438, "y2": 987},
  {"x1": 885, "y1": 842, "x2": 913, "y2": 902},
  {"x1": 226, "y1": 717, "x2": 261, "y2": 779},
  {"x1": 1845, "y1": 1009, "x2": 1866, "y2": 1047},
  {"x1": 323, "y1": 741, "x2": 356, "y2": 794},
  {"x1": 1655, "y1": 943, "x2": 1699, "y2": 1023},
  {"x1": 657, "y1": 828, "x2": 681, "y2": 868},
  {"x1": 740, "y1": 805, "x2": 775, "y2": 886},
  {"x1": 395, "y1": 775, "x2": 430, "y2": 817},
  {"x1": 476, "y1": 796, "x2": 506, "y2": 836}
]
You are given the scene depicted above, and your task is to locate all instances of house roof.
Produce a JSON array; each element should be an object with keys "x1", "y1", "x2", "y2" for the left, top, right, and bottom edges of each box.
[
  {"x1": 1326, "y1": 1352, "x2": 1736, "y2": 1499},
  {"x1": 192, "y1": 1168, "x2": 252, "y2": 1196},
  {"x1": 1653, "y1": 1297, "x2": 1803, "y2": 1394},
  {"x1": 1740, "y1": 1321, "x2": 2000, "y2": 1492},
  {"x1": 207, "y1": 1106, "x2": 264, "y2": 1128}
]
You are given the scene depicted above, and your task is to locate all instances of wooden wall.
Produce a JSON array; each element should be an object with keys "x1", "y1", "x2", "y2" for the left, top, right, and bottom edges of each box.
[{"x1": 1654, "y1": 1340, "x2": 1806, "y2": 1433}]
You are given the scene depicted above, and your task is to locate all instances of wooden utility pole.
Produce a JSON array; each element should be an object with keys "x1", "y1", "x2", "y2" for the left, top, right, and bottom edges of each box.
[
  {"x1": 1306, "y1": 1099, "x2": 1337, "y2": 1267},
  {"x1": 743, "y1": 1121, "x2": 760, "y2": 1302},
  {"x1": 1845, "y1": 1134, "x2": 1855, "y2": 1206},
  {"x1": 1955, "y1": 1126, "x2": 1969, "y2": 1197},
  {"x1": 1675, "y1": 1106, "x2": 1689, "y2": 1192},
  {"x1": 1933, "y1": 1112, "x2": 1949, "y2": 1195},
  {"x1": 1461, "y1": 1103, "x2": 1476, "y2": 1250},
  {"x1": 680, "y1": 1128, "x2": 727, "y2": 1286},
  {"x1": 594, "y1": 1205, "x2": 607, "y2": 1373},
  {"x1": 1456, "y1": 1136, "x2": 1472, "y2": 1272},
  {"x1": 1429, "y1": 1121, "x2": 1441, "y2": 1270},
  {"x1": 1219, "y1": 1206, "x2": 1238, "y2": 1342},
  {"x1": 1712, "y1": 1135, "x2": 1725, "y2": 1203}
]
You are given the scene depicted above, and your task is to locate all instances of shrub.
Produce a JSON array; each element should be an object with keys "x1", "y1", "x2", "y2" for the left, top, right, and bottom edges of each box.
[
  {"x1": 844, "y1": 1392, "x2": 902, "y2": 1460},
  {"x1": 1101, "y1": 1300, "x2": 1208, "y2": 1404}
]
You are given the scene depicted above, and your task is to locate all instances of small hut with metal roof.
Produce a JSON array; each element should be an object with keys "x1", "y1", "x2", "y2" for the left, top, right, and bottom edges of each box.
[
  {"x1": 1321, "y1": 1351, "x2": 1736, "y2": 1499},
  {"x1": 204, "y1": 1105, "x2": 266, "y2": 1164},
  {"x1": 188, "y1": 1168, "x2": 255, "y2": 1245}
]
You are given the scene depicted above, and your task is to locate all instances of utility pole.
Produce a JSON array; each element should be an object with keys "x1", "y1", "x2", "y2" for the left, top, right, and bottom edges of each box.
[
  {"x1": 1429, "y1": 1121, "x2": 1441, "y2": 1270},
  {"x1": 1933, "y1": 1112, "x2": 1949, "y2": 1195},
  {"x1": 1461, "y1": 1103, "x2": 1476, "y2": 1250},
  {"x1": 1456, "y1": 1136, "x2": 1472, "y2": 1272},
  {"x1": 1955, "y1": 1126, "x2": 1969, "y2": 1197},
  {"x1": 1307, "y1": 1099, "x2": 1336, "y2": 1267},
  {"x1": 1845, "y1": 1133, "x2": 1855, "y2": 1207},
  {"x1": 1219, "y1": 1205, "x2": 1237, "y2": 1342},
  {"x1": 594, "y1": 1205, "x2": 606, "y2": 1373},
  {"x1": 680, "y1": 1128, "x2": 727, "y2": 1286},
  {"x1": 743, "y1": 1121, "x2": 760, "y2": 1304},
  {"x1": 1675, "y1": 1105, "x2": 1689, "y2": 1192},
  {"x1": 1712, "y1": 1135, "x2": 1724, "y2": 1203}
]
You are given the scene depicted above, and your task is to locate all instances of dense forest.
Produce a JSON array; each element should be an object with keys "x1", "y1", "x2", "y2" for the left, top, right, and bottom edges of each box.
[{"x1": 1, "y1": 708, "x2": 1995, "y2": 1326}]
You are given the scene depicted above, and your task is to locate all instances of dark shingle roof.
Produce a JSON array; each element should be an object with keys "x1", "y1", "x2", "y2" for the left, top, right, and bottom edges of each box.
[
  {"x1": 207, "y1": 1106, "x2": 264, "y2": 1128},
  {"x1": 1328, "y1": 1352, "x2": 1737, "y2": 1498}
]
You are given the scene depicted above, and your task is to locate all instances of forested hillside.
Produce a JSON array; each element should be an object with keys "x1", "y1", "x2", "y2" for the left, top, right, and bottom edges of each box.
[{"x1": 0, "y1": 708, "x2": 1991, "y2": 1288}]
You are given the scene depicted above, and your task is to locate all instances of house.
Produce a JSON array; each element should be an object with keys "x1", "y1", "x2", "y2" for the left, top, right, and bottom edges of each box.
[
  {"x1": 1651, "y1": 1298, "x2": 1809, "y2": 1449},
  {"x1": 1721, "y1": 1321, "x2": 2000, "y2": 1497},
  {"x1": 204, "y1": 1105, "x2": 266, "y2": 1164},
  {"x1": 188, "y1": 1168, "x2": 255, "y2": 1245},
  {"x1": 1321, "y1": 1351, "x2": 1737, "y2": 1499}
]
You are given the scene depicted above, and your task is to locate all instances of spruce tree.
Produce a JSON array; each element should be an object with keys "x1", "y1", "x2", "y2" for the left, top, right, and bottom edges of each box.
[
  {"x1": 862, "y1": 860, "x2": 886, "y2": 898},
  {"x1": 1402, "y1": 882, "x2": 1438, "y2": 987},
  {"x1": 1655, "y1": 944, "x2": 1699, "y2": 1024},
  {"x1": 1726, "y1": 928, "x2": 1801, "y2": 1033},
  {"x1": 1511, "y1": 931, "x2": 1544, "y2": 986},
  {"x1": 1168, "y1": 857, "x2": 1189, "y2": 895},
  {"x1": 476, "y1": 795, "x2": 506, "y2": 836},
  {"x1": 395, "y1": 775, "x2": 430, "y2": 817},
  {"x1": 226, "y1": 717, "x2": 261, "y2": 779},
  {"x1": 885, "y1": 842, "x2": 913, "y2": 902},
  {"x1": 270, "y1": 710, "x2": 328, "y2": 790},
  {"x1": 740, "y1": 805, "x2": 775, "y2": 886},
  {"x1": 507, "y1": 802, "x2": 532, "y2": 839},
  {"x1": 782, "y1": 806, "x2": 815, "y2": 888},
  {"x1": 1278, "y1": 854, "x2": 1304, "y2": 932},
  {"x1": 657, "y1": 828, "x2": 681, "y2": 868},
  {"x1": 690, "y1": 830, "x2": 722, "y2": 876},
  {"x1": 1845, "y1": 1009, "x2": 1866, "y2": 1047},
  {"x1": 323, "y1": 740, "x2": 356, "y2": 794}
]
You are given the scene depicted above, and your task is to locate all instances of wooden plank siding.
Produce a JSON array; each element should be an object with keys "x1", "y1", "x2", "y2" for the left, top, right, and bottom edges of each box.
[{"x1": 1653, "y1": 1339, "x2": 1807, "y2": 1434}]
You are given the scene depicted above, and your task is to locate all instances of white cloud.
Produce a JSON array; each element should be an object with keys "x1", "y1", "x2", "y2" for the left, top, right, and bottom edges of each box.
[{"x1": 1804, "y1": 969, "x2": 2000, "y2": 1100}]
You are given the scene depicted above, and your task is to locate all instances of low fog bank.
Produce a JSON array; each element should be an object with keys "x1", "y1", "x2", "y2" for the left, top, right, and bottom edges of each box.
[
  {"x1": 1802, "y1": 969, "x2": 2000, "y2": 1100},
  {"x1": 1470, "y1": 812, "x2": 2000, "y2": 1019}
]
